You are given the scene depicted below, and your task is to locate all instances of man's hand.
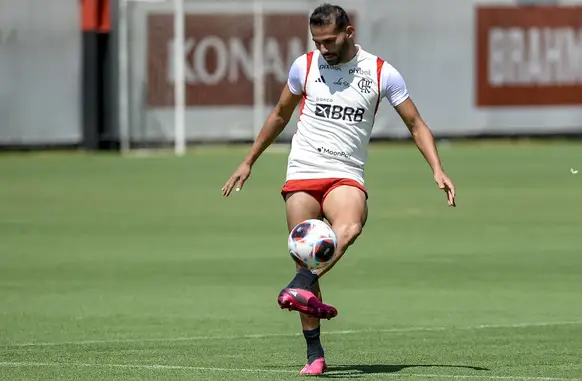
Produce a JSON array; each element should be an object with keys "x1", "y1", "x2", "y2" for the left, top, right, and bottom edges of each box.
[
  {"x1": 393, "y1": 98, "x2": 456, "y2": 208},
  {"x1": 222, "y1": 162, "x2": 252, "y2": 197},
  {"x1": 434, "y1": 171, "x2": 456, "y2": 207}
]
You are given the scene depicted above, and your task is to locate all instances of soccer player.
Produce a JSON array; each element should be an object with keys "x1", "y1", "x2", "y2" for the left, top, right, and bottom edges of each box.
[{"x1": 222, "y1": 3, "x2": 456, "y2": 375}]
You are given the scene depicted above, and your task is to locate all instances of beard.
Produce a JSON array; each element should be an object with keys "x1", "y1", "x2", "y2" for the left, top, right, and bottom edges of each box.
[{"x1": 322, "y1": 42, "x2": 349, "y2": 65}]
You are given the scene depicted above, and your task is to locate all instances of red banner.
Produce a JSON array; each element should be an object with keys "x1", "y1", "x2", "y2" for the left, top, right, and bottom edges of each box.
[
  {"x1": 147, "y1": 13, "x2": 356, "y2": 107},
  {"x1": 476, "y1": 6, "x2": 582, "y2": 106}
]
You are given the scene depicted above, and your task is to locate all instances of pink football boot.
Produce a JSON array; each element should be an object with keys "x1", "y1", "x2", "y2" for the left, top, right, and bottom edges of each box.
[
  {"x1": 278, "y1": 288, "x2": 338, "y2": 320},
  {"x1": 299, "y1": 358, "x2": 328, "y2": 375}
]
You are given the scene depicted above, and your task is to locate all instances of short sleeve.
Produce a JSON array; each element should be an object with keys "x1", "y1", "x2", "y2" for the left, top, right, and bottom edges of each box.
[
  {"x1": 287, "y1": 55, "x2": 307, "y2": 96},
  {"x1": 381, "y1": 64, "x2": 409, "y2": 107}
]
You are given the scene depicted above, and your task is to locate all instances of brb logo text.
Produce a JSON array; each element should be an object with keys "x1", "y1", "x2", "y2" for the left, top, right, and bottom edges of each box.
[{"x1": 315, "y1": 103, "x2": 365, "y2": 122}]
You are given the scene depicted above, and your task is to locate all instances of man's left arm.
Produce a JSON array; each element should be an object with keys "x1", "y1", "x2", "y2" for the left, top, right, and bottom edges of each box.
[{"x1": 394, "y1": 98, "x2": 456, "y2": 207}]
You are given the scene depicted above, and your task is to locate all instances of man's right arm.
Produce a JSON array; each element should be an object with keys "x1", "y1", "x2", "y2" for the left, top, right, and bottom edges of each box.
[
  {"x1": 242, "y1": 85, "x2": 303, "y2": 167},
  {"x1": 222, "y1": 56, "x2": 305, "y2": 196}
]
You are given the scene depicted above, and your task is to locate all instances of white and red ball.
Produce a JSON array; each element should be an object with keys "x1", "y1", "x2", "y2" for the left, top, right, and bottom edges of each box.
[{"x1": 288, "y1": 219, "x2": 337, "y2": 270}]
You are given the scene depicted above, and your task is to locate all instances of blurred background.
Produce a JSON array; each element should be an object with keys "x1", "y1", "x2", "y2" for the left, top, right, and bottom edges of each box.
[{"x1": 1, "y1": 0, "x2": 581, "y2": 152}]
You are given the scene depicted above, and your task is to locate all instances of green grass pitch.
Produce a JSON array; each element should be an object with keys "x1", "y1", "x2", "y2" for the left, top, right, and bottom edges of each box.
[{"x1": 1, "y1": 141, "x2": 581, "y2": 380}]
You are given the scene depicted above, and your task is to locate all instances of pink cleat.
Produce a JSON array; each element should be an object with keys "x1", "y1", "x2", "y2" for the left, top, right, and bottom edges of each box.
[
  {"x1": 278, "y1": 288, "x2": 338, "y2": 320},
  {"x1": 299, "y1": 358, "x2": 328, "y2": 375}
]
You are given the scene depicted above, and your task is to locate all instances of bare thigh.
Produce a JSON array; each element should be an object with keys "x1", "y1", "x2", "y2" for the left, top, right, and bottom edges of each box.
[
  {"x1": 285, "y1": 191, "x2": 323, "y2": 231},
  {"x1": 322, "y1": 185, "x2": 368, "y2": 231},
  {"x1": 318, "y1": 185, "x2": 368, "y2": 277},
  {"x1": 283, "y1": 185, "x2": 367, "y2": 326}
]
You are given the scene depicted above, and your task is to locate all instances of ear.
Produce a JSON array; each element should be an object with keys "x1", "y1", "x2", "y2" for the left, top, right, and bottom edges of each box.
[{"x1": 345, "y1": 25, "x2": 355, "y2": 39}]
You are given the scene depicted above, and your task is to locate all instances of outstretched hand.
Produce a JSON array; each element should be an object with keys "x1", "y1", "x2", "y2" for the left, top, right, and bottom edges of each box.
[
  {"x1": 434, "y1": 171, "x2": 456, "y2": 207},
  {"x1": 222, "y1": 162, "x2": 252, "y2": 197}
]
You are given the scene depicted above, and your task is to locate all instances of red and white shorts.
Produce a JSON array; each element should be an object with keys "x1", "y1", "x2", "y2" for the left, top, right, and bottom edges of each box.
[{"x1": 280, "y1": 178, "x2": 368, "y2": 205}]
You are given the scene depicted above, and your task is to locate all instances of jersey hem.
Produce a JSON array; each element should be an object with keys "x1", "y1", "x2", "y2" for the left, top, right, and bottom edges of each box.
[{"x1": 285, "y1": 172, "x2": 364, "y2": 186}]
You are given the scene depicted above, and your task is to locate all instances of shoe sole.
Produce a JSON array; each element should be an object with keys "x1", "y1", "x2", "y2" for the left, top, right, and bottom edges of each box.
[{"x1": 278, "y1": 293, "x2": 337, "y2": 320}]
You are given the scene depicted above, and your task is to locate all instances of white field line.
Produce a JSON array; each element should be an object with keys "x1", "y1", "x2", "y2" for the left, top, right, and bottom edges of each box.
[
  {"x1": 0, "y1": 361, "x2": 295, "y2": 373},
  {"x1": 3, "y1": 320, "x2": 582, "y2": 348},
  {"x1": 0, "y1": 361, "x2": 579, "y2": 381}
]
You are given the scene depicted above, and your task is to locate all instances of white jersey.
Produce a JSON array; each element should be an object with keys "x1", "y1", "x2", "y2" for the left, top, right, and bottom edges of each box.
[{"x1": 285, "y1": 45, "x2": 410, "y2": 185}]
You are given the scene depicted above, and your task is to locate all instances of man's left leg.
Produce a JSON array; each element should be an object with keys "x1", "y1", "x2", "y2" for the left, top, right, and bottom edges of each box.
[{"x1": 317, "y1": 184, "x2": 368, "y2": 278}]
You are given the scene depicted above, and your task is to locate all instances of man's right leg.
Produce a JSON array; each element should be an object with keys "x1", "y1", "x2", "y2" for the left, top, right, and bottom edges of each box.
[
  {"x1": 284, "y1": 191, "x2": 324, "y2": 333},
  {"x1": 280, "y1": 191, "x2": 328, "y2": 375},
  {"x1": 278, "y1": 189, "x2": 339, "y2": 321}
]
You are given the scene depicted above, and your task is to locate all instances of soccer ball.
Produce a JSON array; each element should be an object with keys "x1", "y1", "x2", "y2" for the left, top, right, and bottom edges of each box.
[{"x1": 288, "y1": 219, "x2": 337, "y2": 270}]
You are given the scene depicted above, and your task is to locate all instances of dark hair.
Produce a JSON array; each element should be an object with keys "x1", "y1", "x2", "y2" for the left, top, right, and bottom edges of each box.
[{"x1": 309, "y1": 3, "x2": 351, "y2": 31}]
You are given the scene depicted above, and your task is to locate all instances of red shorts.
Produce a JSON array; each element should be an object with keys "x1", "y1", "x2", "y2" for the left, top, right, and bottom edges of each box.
[{"x1": 280, "y1": 178, "x2": 368, "y2": 205}]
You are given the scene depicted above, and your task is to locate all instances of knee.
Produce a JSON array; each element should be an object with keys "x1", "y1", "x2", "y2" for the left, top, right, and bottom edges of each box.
[{"x1": 334, "y1": 223, "x2": 363, "y2": 247}]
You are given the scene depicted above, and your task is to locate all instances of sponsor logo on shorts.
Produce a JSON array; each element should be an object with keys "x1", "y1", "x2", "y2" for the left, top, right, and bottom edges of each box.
[
  {"x1": 315, "y1": 103, "x2": 365, "y2": 122},
  {"x1": 317, "y1": 147, "x2": 351, "y2": 159}
]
